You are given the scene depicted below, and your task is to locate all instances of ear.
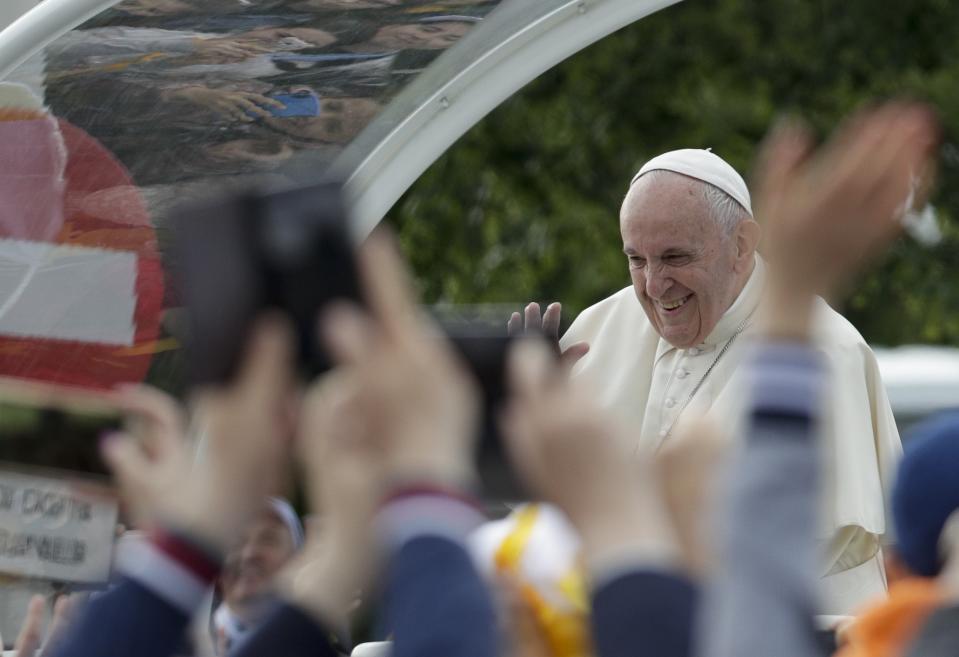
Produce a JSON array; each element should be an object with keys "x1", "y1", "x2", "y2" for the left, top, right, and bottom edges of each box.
[{"x1": 733, "y1": 218, "x2": 761, "y2": 272}]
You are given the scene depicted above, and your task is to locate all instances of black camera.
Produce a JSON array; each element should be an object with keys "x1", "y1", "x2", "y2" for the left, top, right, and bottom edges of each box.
[{"x1": 173, "y1": 181, "x2": 361, "y2": 384}]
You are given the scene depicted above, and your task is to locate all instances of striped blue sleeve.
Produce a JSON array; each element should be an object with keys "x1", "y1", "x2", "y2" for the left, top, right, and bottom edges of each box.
[{"x1": 746, "y1": 342, "x2": 826, "y2": 431}]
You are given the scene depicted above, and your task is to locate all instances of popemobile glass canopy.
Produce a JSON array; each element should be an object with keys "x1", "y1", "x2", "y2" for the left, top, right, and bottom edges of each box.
[{"x1": 0, "y1": 0, "x2": 676, "y2": 391}]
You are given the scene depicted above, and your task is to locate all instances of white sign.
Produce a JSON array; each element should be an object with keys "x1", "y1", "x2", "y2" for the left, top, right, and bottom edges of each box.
[
  {"x1": 0, "y1": 470, "x2": 117, "y2": 583},
  {"x1": 0, "y1": 239, "x2": 137, "y2": 346}
]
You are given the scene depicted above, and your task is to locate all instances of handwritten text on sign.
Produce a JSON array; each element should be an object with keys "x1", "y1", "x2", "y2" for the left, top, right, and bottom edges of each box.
[{"x1": 0, "y1": 470, "x2": 117, "y2": 583}]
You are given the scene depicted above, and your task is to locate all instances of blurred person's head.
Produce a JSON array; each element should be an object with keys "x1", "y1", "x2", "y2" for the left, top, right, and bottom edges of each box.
[
  {"x1": 368, "y1": 16, "x2": 479, "y2": 50},
  {"x1": 620, "y1": 149, "x2": 760, "y2": 349},
  {"x1": 219, "y1": 499, "x2": 304, "y2": 614},
  {"x1": 887, "y1": 413, "x2": 959, "y2": 582}
]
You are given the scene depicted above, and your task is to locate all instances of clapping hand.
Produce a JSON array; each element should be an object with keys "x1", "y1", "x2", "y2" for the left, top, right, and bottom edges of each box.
[{"x1": 754, "y1": 103, "x2": 939, "y2": 338}]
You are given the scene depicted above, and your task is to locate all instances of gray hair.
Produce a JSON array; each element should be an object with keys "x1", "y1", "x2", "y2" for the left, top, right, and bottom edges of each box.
[{"x1": 636, "y1": 170, "x2": 750, "y2": 236}]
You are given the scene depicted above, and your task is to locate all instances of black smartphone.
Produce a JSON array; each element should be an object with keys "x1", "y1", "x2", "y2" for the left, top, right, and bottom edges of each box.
[
  {"x1": 0, "y1": 379, "x2": 125, "y2": 478},
  {"x1": 447, "y1": 331, "x2": 559, "y2": 501},
  {"x1": 172, "y1": 181, "x2": 362, "y2": 384}
]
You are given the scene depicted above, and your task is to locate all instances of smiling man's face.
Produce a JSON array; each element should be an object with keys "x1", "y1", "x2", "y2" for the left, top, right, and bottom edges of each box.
[{"x1": 620, "y1": 172, "x2": 749, "y2": 348}]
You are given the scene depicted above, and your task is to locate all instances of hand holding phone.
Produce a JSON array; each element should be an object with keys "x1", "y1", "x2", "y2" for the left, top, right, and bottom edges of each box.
[{"x1": 248, "y1": 89, "x2": 321, "y2": 120}]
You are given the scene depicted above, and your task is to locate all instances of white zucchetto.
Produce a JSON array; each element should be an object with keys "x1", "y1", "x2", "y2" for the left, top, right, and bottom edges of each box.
[{"x1": 631, "y1": 148, "x2": 753, "y2": 217}]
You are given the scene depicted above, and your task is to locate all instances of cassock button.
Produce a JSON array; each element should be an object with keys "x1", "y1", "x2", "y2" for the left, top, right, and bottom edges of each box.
[
  {"x1": 659, "y1": 428, "x2": 668, "y2": 438},
  {"x1": 677, "y1": 368, "x2": 689, "y2": 379},
  {"x1": 665, "y1": 398, "x2": 676, "y2": 408},
  {"x1": 688, "y1": 347, "x2": 700, "y2": 356}
]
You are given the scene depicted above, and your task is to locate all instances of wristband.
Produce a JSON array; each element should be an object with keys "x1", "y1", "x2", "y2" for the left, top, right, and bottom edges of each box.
[{"x1": 378, "y1": 485, "x2": 487, "y2": 548}]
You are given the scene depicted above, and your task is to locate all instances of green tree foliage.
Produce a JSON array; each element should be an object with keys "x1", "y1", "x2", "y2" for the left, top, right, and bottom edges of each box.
[{"x1": 388, "y1": 0, "x2": 959, "y2": 345}]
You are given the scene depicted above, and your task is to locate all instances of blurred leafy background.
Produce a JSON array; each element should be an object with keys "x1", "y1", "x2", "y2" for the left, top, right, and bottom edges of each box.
[{"x1": 388, "y1": 0, "x2": 959, "y2": 345}]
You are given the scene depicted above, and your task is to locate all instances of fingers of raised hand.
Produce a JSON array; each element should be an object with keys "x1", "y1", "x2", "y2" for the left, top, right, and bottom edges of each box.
[
  {"x1": 865, "y1": 107, "x2": 939, "y2": 219},
  {"x1": 233, "y1": 97, "x2": 271, "y2": 120},
  {"x1": 507, "y1": 311, "x2": 523, "y2": 336},
  {"x1": 211, "y1": 98, "x2": 253, "y2": 122},
  {"x1": 541, "y1": 302, "x2": 562, "y2": 339},
  {"x1": 358, "y1": 230, "x2": 422, "y2": 343},
  {"x1": 827, "y1": 104, "x2": 937, "y2": 212},
  {"x1": 235, "y1": 314, "x2": 296, "y2": 404},
  {"x1": 523, "y1": 302, "x2": 542, "y2": 333},
  {"x1": 14, "y1": 595, "x2": 44, "y2": 657},
  {"x1": 321, "y1": 302, "x2": 377, "y2": 369},
  {"x1": 754, "y1": 117, "x2": 814, "y2": 213},
  {"x1": 111, "y1": 385, "x2": 185, "y2": 460},
  {"x1": 501, "y1": 340, "x2": 567, "y2": 487},
  {"x1": 249, "y1": 93, "x2": 286, "y2": 110},
  {"x1": 43, "y1": 594, "x2": 76, "y2": 654},
  {"x1": 819, "y1": 105, "x2": 938, "y2": 259},
  {"x1": 300, "y1": 373, "x2": 364, "y2": 462},
  {"x1": 299, "y1": 373, "x2": 377, "y2": 511},
  {"x1": 100, "y1": 433, "x2": 152, "y2": 490},
  {"x1": 49, "y1": 594, "x2": 74, "y2": 630}
]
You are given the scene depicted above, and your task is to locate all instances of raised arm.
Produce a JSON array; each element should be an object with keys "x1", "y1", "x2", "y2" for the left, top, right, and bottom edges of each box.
[{"x1": 700, "y1": 103, "x2": 938, "y2": 657}]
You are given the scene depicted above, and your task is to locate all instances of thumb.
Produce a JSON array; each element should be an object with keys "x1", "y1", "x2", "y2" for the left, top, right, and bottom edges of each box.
[{"x1": 560, "y1": 341, "x2": 589, "y2": 372}]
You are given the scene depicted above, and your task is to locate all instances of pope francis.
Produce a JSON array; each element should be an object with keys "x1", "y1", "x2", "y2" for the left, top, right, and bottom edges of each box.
[{"x1": 552, "y1": 148, "x2": 901, "y2": 615}]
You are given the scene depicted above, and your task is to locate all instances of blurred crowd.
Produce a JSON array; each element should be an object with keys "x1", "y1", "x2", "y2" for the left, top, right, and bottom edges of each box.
[
  {"x1": 0, "y1": 0, "x2": 502, "y2": 392},
  {"x1": 2, "y1": 100, "x2": 958, "y2": 657},
  {"x1": 9, "y1": 0, "x2": 500, "y2": 187}
]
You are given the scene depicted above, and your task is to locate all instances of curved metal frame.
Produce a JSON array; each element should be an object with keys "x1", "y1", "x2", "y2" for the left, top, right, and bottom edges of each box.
[
  {"x1": 0, "y1": 1, "x2": 43, "y2": 33},
  {"x1": 340, "y1": 0, "x2": 681, "y2": 235},
  {"x1": 0, "y1": 0, "x2": 682, "y2": 234},
  {"x1": 0, "y1": 0, "x2": 120, "y2": 79}
]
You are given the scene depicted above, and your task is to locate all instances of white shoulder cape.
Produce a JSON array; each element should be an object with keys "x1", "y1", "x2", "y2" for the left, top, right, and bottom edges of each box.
[{"x1": 560, "y1": 277, "x2": 901, "y2": 576}]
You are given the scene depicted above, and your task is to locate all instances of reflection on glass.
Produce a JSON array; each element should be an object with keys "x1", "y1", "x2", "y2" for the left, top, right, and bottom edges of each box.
[
  {"x1": 0, "y1": 0, "x2": 502, "y2": 390},
  {"x1": 40, "y1": 1, "x2": 497, "y2": 187}
]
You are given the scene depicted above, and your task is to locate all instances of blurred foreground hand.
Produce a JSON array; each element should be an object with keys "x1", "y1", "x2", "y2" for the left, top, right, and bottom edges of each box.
[
  {"x1": 502, "y1": 339, "x2": 677, "y2": 569},
  {"x1": 281, "y1": 230, "x2": 483, "y2": 626},
  {"x1": 755, "y1": 102, "x2": 939, "y2": 339},
  {"x1": 104, "y1": 317, "x2": 296, "y2": 554}
]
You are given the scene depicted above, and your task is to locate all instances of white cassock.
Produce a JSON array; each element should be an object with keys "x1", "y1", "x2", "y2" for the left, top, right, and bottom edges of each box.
[{"x1": 560, "y1": 255, "x2": 902, "y2": 615}]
